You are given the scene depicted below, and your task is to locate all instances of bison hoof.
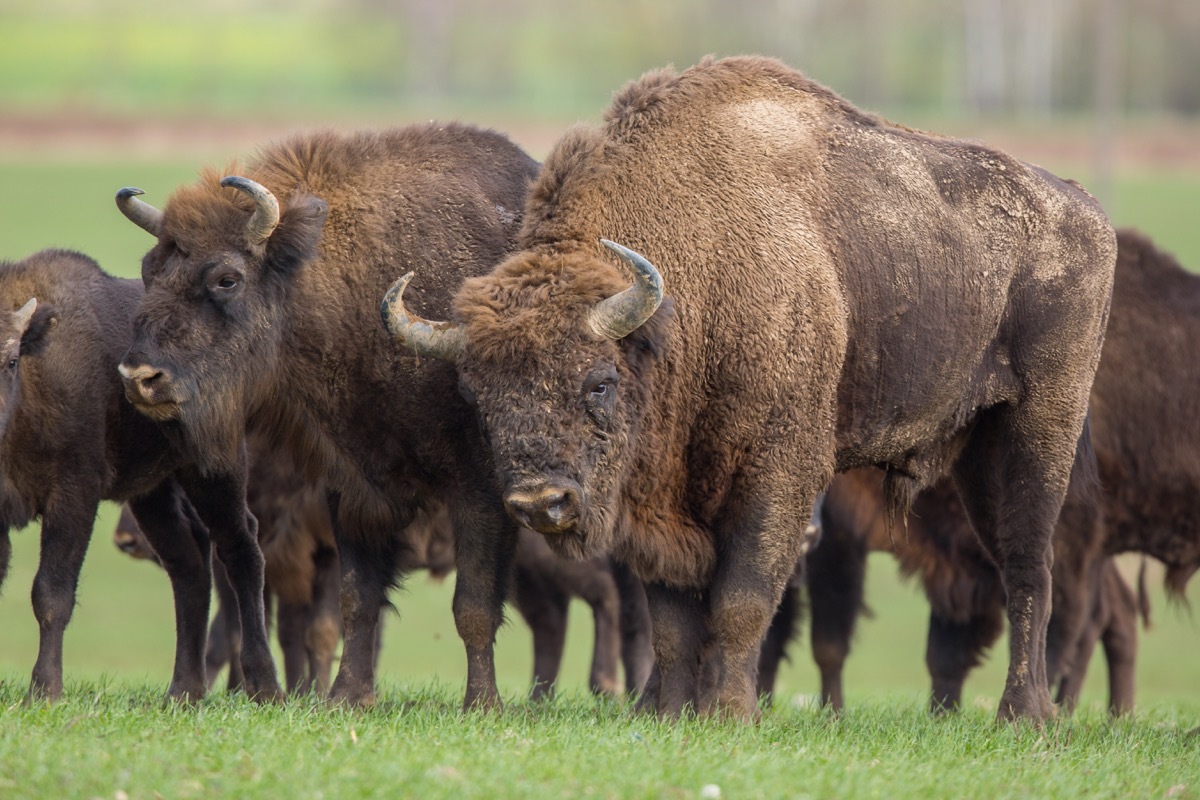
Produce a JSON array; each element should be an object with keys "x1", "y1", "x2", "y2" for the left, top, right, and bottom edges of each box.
[
  {"x1": 248, "y1": 683, "x2": 286, "y2": 705},
  {"x1": 328, "y1": 680, "x2": 377, "y2": 709},
  {"x1": 164, "y1": 683, "x2": 206, "y2": 706},
  {"x1": 996, "y1": 688, "x2": 1055, "y2": 724},
  {"x1": 462, "y1": 688, "x2": 503, "y2": 714}
]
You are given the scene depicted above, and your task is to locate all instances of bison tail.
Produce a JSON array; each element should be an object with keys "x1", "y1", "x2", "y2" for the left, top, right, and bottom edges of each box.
[
  {"x1": 1164, "y1": 561, "x2": 1198, "y2": 614},
  {"x1": 1136, "y1": 556, "x2": 1153, "y2": 629},
  {"x1": 1066, "y1": 413, "x2": 1101, "y2": 507}
]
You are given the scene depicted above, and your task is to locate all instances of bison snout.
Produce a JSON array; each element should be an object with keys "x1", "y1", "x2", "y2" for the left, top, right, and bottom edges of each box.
[
  {"x1": 118, "y1": 361, "x2": 173, "y2": 406},
  {"x1": 504, "y1": 481, "x2": 583, "y2": 535}
]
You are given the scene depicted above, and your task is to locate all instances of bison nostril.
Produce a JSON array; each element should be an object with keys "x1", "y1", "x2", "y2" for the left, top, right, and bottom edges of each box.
[
  {"x1": 504, "y1": 482, "x2": 583, "y2": 534},
  {"x1": 118, "y1": 362, "x2": 172, "y2": 403}
]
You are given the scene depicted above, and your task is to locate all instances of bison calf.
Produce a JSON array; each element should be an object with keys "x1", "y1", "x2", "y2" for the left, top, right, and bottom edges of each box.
[{"x1": 0, "y1": 249, "x2": 279, "y2": 702}]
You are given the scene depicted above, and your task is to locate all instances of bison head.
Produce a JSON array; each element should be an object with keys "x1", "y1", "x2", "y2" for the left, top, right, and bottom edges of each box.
[
  {"x1": 116, "y1": 175, "x2": 328, "y2": 473},
  {"x1": 0, "y1": 298, "x2": 54, "y2": 436},
  {"x1": 383, "y1": 240, "x2": 671, "y2": 560}
]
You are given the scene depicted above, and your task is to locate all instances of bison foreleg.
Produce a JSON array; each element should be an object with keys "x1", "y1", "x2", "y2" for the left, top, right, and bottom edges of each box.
[
  {"x1": 805, "y1": 510, "x2": 870, "y2": 712},
  {"x1": 181, "y1": 466, "x2": 283, "y2": 703},
  {"x1": 327, "y1": 499, "x2": 391, "y2": 708},
  {"x1": 129, "y1": 479, "x2": 212, "y2": 703},
  {"x1": 643, "y1": 581, "x2": 707, "y2": 718},
  {"x1": 1099, "y1": 562, "x2": 1139, "y2": 716},
  {"x1": 449, "y1": 497, "x2": 518, "y2": 712},
  {"x1": 210, "y1": 557, "x2": 244, "y2": 693},
  {"x1": 511, "y1": 563, "x2": 569, "y2": 701},
  {"x1": 611, "y1": 559, "x2": 653, "y2": 696},
  {"x1": 27, "y1": 493, "x2": 97, "y2": 702}
]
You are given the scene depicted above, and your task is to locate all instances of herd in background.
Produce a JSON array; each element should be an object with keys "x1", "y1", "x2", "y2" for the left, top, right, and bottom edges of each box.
[{"x1": 0, "y1": 55, "x2": 1195, "y2": 721}]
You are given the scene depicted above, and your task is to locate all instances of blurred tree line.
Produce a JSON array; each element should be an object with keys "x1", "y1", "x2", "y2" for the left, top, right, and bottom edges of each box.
[{"x1": 1, "y1": 0, "x2": 1197, "y2": 120}]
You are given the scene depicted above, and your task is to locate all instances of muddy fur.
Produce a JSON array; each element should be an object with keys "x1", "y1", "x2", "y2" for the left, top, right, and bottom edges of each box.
[
  {"x1": 796, "y1": 228, "x2": 1200, "y2": 715},
  {"x1": 0, "y1": 249, "x2": 279, "y2": 702},
  {"x1": 118, "y1": 123, "x2": 540, "y2": 708},
  {"x1": 447, "y1": 56, "x2": 1115, "y2": 720}
]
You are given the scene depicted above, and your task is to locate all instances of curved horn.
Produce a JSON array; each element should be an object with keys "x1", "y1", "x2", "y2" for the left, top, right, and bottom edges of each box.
[
  {"x1": 115, "y1": 188, "x2": 163, "y2": 237},
  {"x1": 381, "y1": 272, "x2": 466, "y2": 362},
  {"x1": 220, "y1": 176, "x2": 280, "y2": 245},
  {"x1": 13, "y1": 298, "x2": 36, "y2": 335},
  {"x1": 588, "y1": 239, "x2": 665, "y2": 340}
]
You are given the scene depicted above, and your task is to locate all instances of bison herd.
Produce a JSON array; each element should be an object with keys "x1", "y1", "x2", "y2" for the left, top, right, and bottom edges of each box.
[{"x1": 0, "y1": 55, "x2": 1194, "y2": 723}]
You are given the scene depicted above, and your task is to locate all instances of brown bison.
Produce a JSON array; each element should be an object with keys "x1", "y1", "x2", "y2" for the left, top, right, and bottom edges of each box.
[
  {"x1": 0, "y1": 249, "x2": 279, "y2": 702},
  {"x1": 116, "y1": 124, "x2": 540, "y2": 708},
  {"x1": 798, "y1": 228, "x2": 1200, "y2": 716},
  {"x1": 386, "y1": 56, "x2": 1116, "y2": 720},
  {"x1": 802, "y1": 469, "x2": 1144, "y2": 715}
]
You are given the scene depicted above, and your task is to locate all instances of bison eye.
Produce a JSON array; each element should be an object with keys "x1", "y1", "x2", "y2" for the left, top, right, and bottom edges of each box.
[
  {"x1": 583, "y1": 366, "x2": 619, "y2": 426},
  {"x1": 208, "y1": 270, "x2": 245, "y2": 298},
  {"x1": 5, "y1": 358, "x2": 15, "y2": 371}
]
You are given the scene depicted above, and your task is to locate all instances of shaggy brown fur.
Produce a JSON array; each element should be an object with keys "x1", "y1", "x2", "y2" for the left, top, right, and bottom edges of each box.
[
  {"x1": 1090, "y1": 230, "x2": 1200, "y2": 591},
  {"x1": 803, "y1": 468, "x2": 1145, "y2": 715},
  {"x1": 117, "y1": 124, "x2": 543, "y2": 708},
  {"x1": 438, "y1": 57, "x2": 1114, "y2": 720},
  {"x1": 0, "y1": 249, "x2": 280, "y2": 702}
]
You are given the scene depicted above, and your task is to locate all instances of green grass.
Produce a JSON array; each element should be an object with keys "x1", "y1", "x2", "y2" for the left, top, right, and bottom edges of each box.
[{"x1": 0, "y1": 683, "x2": 1196, "y2": 800}]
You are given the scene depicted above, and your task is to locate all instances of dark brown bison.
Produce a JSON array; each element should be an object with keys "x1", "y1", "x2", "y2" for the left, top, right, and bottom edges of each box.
[
  {"x1": 0, "y1": 249, "x2": 280, "y2": 702},
  {"x1": 801, "y1": 469, "x2": 1145, "y2": 715},
  {"x1": 115, "y1": 124, "x2": 540, "y2": 708},
  {"x1": 386, "y1": 56, "x2": 1115, "y2": 720},
  {"x1": 795, "y1": 227, "x2": 1200, "y2": 716}
]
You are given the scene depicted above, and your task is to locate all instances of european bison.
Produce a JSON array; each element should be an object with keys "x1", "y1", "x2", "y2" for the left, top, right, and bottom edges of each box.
[
  {"x1": 116, "y1": 124, "x2": 540, "y2": 708},
  {"x1": 797, "y1": 227, "x2": 1199, "y2": 716},
  {"x1": 0, "y1": 249, "x2": 279, "y2": 702},
  {"x1": 802, "y1": 469, "x2": 1145, "y2": 715},
  {"x1": 387, "y1": 56, "x2": 1115, "y2": 720}
]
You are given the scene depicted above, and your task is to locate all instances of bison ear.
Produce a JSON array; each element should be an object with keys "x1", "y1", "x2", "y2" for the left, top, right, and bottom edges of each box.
[
  {"x1": 265, "y1": 194, "x2": 329, "y2": 276},
  {"x1": 20, "y1": 302, "x2": 58, "y2": 358},
  {"x1": 622, "y1": 295, "x2": 674, "y2": 379}
]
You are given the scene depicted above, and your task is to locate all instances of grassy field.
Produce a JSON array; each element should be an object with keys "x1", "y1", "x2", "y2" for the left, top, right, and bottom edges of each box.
[
  {"x1": 1, "y1": 156, "x2": 1199, "y2": 797},
  {"x1": 1, "y1": 684, "x2": 1198, "y2": 800}
]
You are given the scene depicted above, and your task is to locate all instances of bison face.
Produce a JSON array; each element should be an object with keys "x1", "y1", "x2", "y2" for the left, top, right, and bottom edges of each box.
[
  {"x1": 465, "y1": 339, "x2": 638, "y2": 559},
  {"x1": 385, "y1": 240, "x2": 670, "y2": 561},
  {"x1": 116, "y1": 178, "x2": 327, "y2": 473}
]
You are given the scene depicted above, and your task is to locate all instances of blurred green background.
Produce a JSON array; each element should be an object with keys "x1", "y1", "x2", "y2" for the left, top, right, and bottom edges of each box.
[{"x1": 0, "y1": 0, "x2": 1197, "y2": 709}]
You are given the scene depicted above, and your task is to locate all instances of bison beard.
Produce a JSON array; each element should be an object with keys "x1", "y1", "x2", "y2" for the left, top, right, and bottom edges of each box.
[{"x1": 393, "y1": 57, "x2": 1116, "y2": 722}]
